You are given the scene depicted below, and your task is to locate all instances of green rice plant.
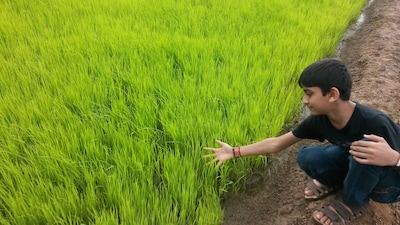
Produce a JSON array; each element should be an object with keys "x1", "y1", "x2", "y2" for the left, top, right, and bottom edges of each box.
[{"x1": 0, "y1": 0, "x2": 367, "y2": 224}]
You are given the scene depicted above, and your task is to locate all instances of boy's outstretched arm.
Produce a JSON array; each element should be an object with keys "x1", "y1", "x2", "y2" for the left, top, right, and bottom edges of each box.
[
  {"x1": 203, "y1": 131, "x2": 301, "y2": 167},
  {"x1": 350, "y1": 134, "x2": 400, "y2": 166}
]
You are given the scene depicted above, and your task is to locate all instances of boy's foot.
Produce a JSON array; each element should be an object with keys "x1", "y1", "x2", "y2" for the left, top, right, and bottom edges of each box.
[
  {"x1": 304, "y1": 179, "x2": 338, "y2": 200},
  {"x1": 312, "y1": 200, "x2": 368, "y2": 225}
]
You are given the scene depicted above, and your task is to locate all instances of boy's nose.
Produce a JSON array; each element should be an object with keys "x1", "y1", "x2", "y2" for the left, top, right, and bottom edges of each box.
[{"x1": 302, "y1": 95, "x2": 309, "y2": 105}]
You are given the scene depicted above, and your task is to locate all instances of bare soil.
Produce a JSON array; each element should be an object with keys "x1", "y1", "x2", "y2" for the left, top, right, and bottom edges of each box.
[{"x1": 222, "y1": 0, "x2": 400, "y2": 224}]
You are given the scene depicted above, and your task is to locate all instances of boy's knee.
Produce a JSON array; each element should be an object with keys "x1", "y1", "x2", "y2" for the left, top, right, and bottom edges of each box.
[
  {"x1": 297, "y1": 146, "x2": 312, "y2": 168},
  {"x1": 297, "y1": 145, "x2": 338, "y2": 169}
]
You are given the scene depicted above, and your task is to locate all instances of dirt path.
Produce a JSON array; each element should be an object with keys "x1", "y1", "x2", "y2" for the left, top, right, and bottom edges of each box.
[{"x1": 222, "y1": 0, "x2": 400, "y2": 224}]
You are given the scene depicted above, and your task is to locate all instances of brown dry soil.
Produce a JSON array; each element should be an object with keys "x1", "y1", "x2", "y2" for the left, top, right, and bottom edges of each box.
[{"x1": 222, "y1": 0, "x2": 400, "y2": 224}]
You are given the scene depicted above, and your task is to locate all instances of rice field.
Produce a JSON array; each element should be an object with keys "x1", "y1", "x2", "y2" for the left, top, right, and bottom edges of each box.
[{"x1": 0, "y1": 0, "x2": 367, "y2": 224}]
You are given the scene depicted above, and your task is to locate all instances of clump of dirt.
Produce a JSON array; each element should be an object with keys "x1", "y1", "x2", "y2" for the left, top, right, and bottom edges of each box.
[{"x1": 222, "y1": 0, "x2": 400, "y2": 224}]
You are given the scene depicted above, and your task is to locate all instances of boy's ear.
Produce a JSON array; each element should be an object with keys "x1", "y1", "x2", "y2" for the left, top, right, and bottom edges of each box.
[{"x1": 328, "y1": 87, "x2": 340, "y2": 101}]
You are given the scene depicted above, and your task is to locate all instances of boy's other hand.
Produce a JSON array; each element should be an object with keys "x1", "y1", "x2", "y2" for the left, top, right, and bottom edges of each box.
[
  {"x1": 203, "y1": 140, "x2": 234, "y2": 168},
  {"x1": 350, "y1": 134, "x2": 399, "y2": 166}
]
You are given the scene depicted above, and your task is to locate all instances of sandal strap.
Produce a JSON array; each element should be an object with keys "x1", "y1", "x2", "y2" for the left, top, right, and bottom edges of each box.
[
  {"x1": 307, "y1": 180, "x2": 330, "y2": 196},
  {"x1": 331, "y1": 200, "x2": 354, "y2": 221},
  {"x1": 318, "y1": 205, "x2": 344, "y2": 224},
  {"x1": 314, "y1": 201, "x2": 369, "y2": 225}
]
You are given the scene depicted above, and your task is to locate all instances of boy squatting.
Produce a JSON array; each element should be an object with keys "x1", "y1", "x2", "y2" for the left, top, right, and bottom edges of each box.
[{"x1": 204, "y1": 58, "x2": 400, "y2": 225}]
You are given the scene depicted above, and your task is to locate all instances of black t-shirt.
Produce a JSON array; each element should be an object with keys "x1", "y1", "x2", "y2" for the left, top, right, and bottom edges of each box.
[{"x1": 292, "y1": 103, "x2": 400, "y2": 151}]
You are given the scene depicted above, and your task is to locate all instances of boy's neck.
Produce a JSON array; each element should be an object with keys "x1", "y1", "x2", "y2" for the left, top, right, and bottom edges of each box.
[{"x1": 327, "y1": 101, "x2": 356, "y2": 130}]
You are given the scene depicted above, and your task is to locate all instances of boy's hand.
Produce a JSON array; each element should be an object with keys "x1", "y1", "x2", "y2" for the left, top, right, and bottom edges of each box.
[
  {"x1": 350, "y1": 134, "x2": 399, "y2": 166},
  {"x1": 203, "y1": 140, "x2": 234, "y2": 168}
]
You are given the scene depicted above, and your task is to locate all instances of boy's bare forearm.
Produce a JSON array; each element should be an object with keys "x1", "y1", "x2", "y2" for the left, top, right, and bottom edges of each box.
[
  {"x1": 238, "y1": 138, "x2": 281, "y2": 156},
  {"x1": 237, "y1": 132, "x2": 301, "y2": 156}
]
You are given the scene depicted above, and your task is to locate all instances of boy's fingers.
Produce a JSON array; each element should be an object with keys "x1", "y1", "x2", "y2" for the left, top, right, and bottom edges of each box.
[
  {"x1": 203, "y1": 139, "x2": 226, "y2": 152},
  {"x1": 364, "y1": 134, "x2": 383, "y2": 142},
  {"x1": 352, "y1": 141, "x2": 372, "y2": 147},
  {"x1": 350, "y1": 150, "x2": 369, "y2": 158},
  {"x1": 215, "y1": 140, "x2": 225, "y2": 146},
  {"x1": 203, "y1": 154, "x2": 215, "y2": 159},
  {"x1": 203, "y1": 147, "x2": 217, "y2": 152},
  {"x1": 353, "y1": 156, "x2": 368, "y2": 164},
  {"x1": 202, "y1": 140, "x2": 226, "y2": 169}
]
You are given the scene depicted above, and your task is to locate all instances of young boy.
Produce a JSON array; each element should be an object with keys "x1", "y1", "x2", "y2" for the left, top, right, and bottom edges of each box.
[{"x1": 204, "y1": 58, "x2": 400, "y2": 225}]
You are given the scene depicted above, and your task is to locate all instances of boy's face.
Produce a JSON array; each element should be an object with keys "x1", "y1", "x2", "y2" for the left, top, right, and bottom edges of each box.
[{"x1": 301, "y1": 86, "x2": 331, "y2": 115}]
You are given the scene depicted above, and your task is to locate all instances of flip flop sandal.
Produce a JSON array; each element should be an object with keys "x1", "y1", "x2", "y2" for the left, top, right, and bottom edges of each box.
[
  {"x1": 312, "y1": 200, "x2": 368, "y2": 225},
  {"x1": 304, "y1": 179, "x2": 339, "y2": 200}
]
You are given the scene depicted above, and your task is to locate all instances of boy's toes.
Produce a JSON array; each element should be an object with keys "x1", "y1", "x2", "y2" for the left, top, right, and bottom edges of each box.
[{"x1": 313, "y1": 211, "x2": 334, "y2": 225}]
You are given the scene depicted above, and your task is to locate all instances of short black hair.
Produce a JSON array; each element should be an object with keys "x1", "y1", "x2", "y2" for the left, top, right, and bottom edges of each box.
[{"x1": 298, "y1": 58, "x2": 352, "y2": 100}]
